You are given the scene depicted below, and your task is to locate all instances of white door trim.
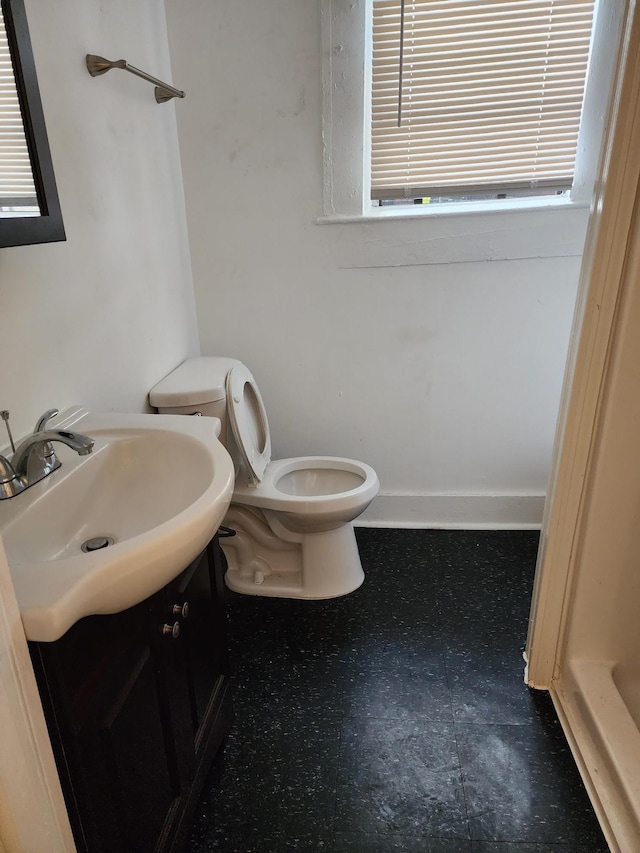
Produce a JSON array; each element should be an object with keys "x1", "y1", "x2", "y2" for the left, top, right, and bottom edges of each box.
[
  {"x1": 526, "y1": 0, "x2": 640, "y2": 688},
  {"x1": 0, "y1": 537, "x2": 75, "y2": 852}
]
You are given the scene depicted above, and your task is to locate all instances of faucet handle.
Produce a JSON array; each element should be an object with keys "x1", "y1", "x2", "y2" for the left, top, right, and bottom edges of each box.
[{"x1": 34, "y1": 408, "x2": 59, "y2": 432}]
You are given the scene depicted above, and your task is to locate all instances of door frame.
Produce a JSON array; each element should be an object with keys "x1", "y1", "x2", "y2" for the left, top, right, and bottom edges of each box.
[
  {"x1": 526, "y1": 0, "x2": 640, "y2": 689},
  {"x1": 0, "y1": 538, "x2": 75, "y2": 852}
]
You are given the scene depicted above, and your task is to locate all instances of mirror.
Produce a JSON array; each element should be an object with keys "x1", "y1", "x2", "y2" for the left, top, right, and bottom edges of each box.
[{"x1": 0, "y1": 0, "x2": 64, "y2": 247}]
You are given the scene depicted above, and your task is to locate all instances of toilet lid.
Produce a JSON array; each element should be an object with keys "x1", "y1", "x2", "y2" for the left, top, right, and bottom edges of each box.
[{"x1": 226, "y1": 364, "x2": 271, "y2": 484}]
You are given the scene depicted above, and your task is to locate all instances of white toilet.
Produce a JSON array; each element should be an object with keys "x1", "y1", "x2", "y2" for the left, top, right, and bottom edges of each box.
[{"x1": 149, "y1": 357, "x2": 379, "y2": 599}]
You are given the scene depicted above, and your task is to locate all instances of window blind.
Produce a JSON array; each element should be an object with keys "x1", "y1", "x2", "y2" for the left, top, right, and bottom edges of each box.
[
  {"x1": 371, "y1": 0, "x2": 595, "y2": 201},
  {"x1": 0, "y1": 5, "x2": 36, "y2": 209}
]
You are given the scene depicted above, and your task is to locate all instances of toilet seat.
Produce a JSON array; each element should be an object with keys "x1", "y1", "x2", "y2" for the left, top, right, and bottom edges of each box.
[
  {"x1": 225, "y1": 365, "x2": 379, "y2": 525},
  {"x1": 226, "y1": 364, "x2": 271, "y2": 484},
  {"x1": 225, "y1": 363, "x2": 378, "y2": 531},
  {"x1": 232, "y1": 455, "x2": 379, "y2": 512}
]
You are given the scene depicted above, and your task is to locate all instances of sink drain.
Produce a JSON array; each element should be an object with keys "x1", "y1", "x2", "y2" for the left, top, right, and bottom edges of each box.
[{"x1": 81, "y1": 536, "x2": 114, "y2": 553}]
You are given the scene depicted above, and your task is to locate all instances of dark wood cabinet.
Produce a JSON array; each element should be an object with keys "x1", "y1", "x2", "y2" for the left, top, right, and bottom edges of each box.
[{"x1": 29, "y1": 536, "x2": 232, "y2": 853}]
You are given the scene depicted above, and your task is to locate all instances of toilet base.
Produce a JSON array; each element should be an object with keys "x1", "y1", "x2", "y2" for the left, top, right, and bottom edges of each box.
[{"x1": 220, "y1": 505, "x2": 364, "y2": 599}]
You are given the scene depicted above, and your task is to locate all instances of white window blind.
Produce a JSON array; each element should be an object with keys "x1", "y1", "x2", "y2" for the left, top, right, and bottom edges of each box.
[
  {"x1": 371, "y1": 0, "x2": 595, "y2": 201},
  {"x1": 0, "y1": 5, "x2": 36, "y2": 210}
]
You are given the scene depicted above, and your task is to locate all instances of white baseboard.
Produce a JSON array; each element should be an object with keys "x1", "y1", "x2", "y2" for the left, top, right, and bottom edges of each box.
[{"x1": 356, "y1": 493, "x2": 545, "y2": 530}]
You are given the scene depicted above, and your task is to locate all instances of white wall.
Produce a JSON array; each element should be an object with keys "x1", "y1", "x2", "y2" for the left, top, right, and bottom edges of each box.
[
  {"x1": 0, "y1": 3, "x2": 196, "y2": 847},
  {"x1": 166, "y1": 0, "x2": 585, "y2": 527},
  {"x1": 0, "y1": 0, "x2": 198, "y2": 441}
]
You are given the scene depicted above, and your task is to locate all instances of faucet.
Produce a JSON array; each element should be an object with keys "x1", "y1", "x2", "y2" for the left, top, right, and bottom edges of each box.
[{"x1": 0, "y1": 409, "x2": 94, "y2": 499}]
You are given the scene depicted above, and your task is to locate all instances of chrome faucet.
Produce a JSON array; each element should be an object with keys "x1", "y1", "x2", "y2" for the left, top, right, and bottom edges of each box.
[{"x1": 0, "y1": 409, "x2": 94, "y2": 499}]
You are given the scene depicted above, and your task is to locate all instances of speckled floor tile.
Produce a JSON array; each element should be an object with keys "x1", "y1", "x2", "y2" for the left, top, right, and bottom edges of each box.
[
  {"x1": 335, "y1": 718, "x2": 469, "y2": 839},
  {"x1": 188, "y1": 711, "x2": 340, "y2": 846},
  {"x1": 186, "y1": 825, "x2": 278, "y2": 852},
  {"x1": 187, "y1": 826, "x2": 334, "y2": 852},
  {"x1": 227, "y1": 592, "x2": 358, "y2": 672},
  {"x1": 334, "y1": 833, "x2": 474, "y2": 851},
  {"x1": 276, "y1": 833, "x2": 335, "y2": 852},
  {"x1": 187, "y1": 529, "x2": 609, "y2": 853},
  {"x1": 231, "y1": 654, "x2": 346, "y2": 719},
  {"x1": 343, "y1": 659, "x2": 452, "y2": 721},
  {"x1": 343, "y1": 629, "x2": 445, "y2": 675},
  {"x1": 445, "y1": 647, "x2": 543, "y2": 725},
  {"x1": 471, "y1": 842, "x2": 609, "y2": 853},
  {"x1": 456, "y1": 721, "x2": 607, "y2": 846}
]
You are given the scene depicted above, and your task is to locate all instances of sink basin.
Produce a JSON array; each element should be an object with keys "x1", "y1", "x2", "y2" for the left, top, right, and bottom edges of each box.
[{"x1": 0, "y1": 408, "x2": 234, "y2": 641}]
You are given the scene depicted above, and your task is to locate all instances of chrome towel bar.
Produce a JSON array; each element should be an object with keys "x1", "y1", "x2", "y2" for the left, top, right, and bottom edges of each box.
[{"x1": 86, "y1": 54, "x2": 185, "y2": 103}]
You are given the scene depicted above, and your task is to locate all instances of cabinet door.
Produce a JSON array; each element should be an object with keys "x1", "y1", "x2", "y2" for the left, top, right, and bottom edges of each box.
[
  {"x1": 167, "y1": 538, "x2": 230, "y2": 758},
  {"x1": 79, "y1": 643, "x2": 178, "y2": 853},
  {"x1": 30, "y1": 538, "x2": 233, "y2": 853},
  {"x1": 30, "y1": 600, "x2": 182, "y2": 853}
]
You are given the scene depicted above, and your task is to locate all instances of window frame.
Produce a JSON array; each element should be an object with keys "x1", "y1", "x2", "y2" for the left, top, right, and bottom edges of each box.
[
  {"x1": 0, "y1": 0, "x2": 65, "y2": 248},
  {"x1": 319, "y1": 0, "x2": 625, "y2": 229}
]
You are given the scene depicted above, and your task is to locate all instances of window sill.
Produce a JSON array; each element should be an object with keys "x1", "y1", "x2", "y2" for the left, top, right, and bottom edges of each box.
[
  {"x1": 316, "y1": 196, "x2": 591, "y2": 226},
  {"x1": 316, "y1": 197, "x2": 591, "y2": 266}
]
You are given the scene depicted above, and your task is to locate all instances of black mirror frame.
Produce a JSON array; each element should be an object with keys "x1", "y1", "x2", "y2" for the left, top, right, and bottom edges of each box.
[{"x1": 0, "y1": 0, "x2": 64, "y2": 248}]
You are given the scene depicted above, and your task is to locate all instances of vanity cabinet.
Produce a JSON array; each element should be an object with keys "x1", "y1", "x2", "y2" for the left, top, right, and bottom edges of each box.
[{"x1": 28, "y1": 536, "x2": 232, "y2": 853}]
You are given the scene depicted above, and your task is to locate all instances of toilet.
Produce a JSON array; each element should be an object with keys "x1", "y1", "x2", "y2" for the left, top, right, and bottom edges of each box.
[{"x1": 149, "y1": 357, "x2": 379, "y2": 599}]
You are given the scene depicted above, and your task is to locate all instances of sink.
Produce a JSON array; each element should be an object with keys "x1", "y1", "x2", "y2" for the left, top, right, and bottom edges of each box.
[{"x1": 0, "y1": 408, "x2": 234, "y2": 641}]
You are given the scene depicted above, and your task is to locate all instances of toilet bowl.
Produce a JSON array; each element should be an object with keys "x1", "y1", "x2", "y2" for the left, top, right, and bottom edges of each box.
[{"x1": 149, "y1": 357, "x2": 379, "y2": 599}]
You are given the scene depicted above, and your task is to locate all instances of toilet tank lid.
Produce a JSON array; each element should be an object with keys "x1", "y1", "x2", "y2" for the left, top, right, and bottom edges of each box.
[{"x1": 149, "y1": 357, "x2": 242, "y2": 407}]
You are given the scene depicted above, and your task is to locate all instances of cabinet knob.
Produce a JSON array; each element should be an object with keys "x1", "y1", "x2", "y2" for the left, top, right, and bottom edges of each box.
[
  {"x1": 161, "y1": 621, "x2": 180, "y2": 639},
  {"x1": 171, "y1": 602, "x2": 189, "y2": 619}
]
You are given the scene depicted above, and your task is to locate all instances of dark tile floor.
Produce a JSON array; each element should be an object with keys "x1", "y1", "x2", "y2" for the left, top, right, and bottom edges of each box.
[{"x1": 187, "y1": 529, "x2": 609, "y2": 853}]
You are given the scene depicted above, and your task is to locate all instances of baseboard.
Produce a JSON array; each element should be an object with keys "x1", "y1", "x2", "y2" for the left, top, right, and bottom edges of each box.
[{"x1": 355, "y1": 493, "x2": 545, "y2": 530}]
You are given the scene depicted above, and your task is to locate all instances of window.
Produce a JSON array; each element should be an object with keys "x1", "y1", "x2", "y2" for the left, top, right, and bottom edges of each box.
[
  {"x1": 370, "y1": 0, "x2": 596, "y2": 207},
  {"x1": 320, "y1": 0, "x2": 623, "y2": 223},
  {"x1": 0, "y1": 2, "x2": 37, "y2": 215}
]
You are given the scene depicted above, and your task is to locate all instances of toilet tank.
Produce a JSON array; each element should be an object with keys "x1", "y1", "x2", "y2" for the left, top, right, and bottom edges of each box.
[{"x1": 149, "y1": 356, "x2": 242, "y2": 447}]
